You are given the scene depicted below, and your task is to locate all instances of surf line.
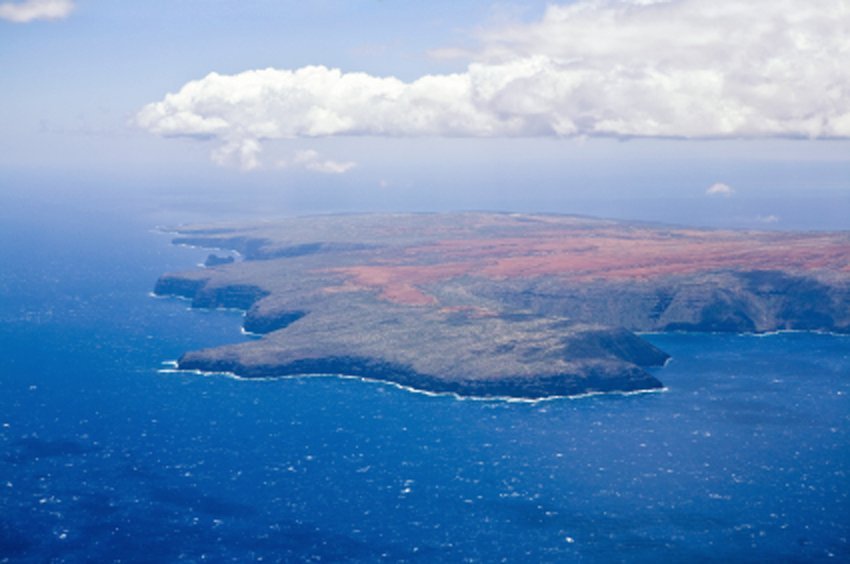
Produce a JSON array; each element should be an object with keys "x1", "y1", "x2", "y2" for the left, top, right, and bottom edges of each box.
[{"x1": 156, "y1": 362, "x2": 668, "y2": 404}]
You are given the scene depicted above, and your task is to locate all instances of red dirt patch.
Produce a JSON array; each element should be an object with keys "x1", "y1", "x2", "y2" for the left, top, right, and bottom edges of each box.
[{"x1": 325, "y1": 229, "x2": 850, "y2": 306}]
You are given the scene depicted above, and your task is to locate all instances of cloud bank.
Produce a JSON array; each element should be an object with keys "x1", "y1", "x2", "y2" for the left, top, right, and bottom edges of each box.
[
  {"x1": 0, "y1": 0, "x2": 73, "y2": 22},
  {"x1": 137, "y1": 0, "x2": 850, "y2": 169}
]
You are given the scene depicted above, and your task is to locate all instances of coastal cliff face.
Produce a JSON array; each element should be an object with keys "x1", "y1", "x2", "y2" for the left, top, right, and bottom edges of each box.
[
  {"x1": 480, "y1": 270, "x2": 850, "y2": 334},
  {"x1": 154, "y1": 213, "x2": 850, "y2": 398}
]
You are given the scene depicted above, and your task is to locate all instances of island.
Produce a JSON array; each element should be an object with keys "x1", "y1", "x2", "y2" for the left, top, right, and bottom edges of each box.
[{"x1": 154, "y1": 213, "x2": 850, "y2": 399}]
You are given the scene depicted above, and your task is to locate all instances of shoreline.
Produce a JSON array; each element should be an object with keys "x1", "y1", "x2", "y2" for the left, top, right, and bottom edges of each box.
[
  {"x1": 151, "y1": 292, "x2": 847, "y2": 402},
  {"x1": 638, "y1": 328, "x2": 850, "y2": 338},
  {"x1": 152, "y1": 287, "x2": 850, "y2": 342},
  {"x1": 157, "y1": 362, "x2": 669, "y2": 404}
]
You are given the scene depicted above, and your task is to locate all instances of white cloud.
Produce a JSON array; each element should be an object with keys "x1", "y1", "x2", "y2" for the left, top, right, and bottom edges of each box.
[
  {"x1": 0, "y1": 0, "x2": 73, "y2": 22},
  {"x1": 211, "y1": 138, "x2": 262, "y2": 171},
  {"x1": 137, "y1": 0, "x2": 850, "y2": 168},
  {"x1": 278, "y1": 150, "x2": 356, "y2": 174},
  {"x1": 756, "y1": 214, "x2": 780, "y2": 224},
  {"x1": 706, "y1": 182, "x2": 734, "y2": 197}
]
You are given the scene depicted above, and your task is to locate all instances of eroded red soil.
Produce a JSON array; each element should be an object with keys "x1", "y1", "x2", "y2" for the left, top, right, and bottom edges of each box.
[{"x1": 326, "y1": 228, "x2": 850, "y2": 306}]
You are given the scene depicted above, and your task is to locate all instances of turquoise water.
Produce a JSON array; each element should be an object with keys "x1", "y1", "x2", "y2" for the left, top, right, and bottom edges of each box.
[{"x1": 1, "y1": 207, "x2": 848, "y2": 562}]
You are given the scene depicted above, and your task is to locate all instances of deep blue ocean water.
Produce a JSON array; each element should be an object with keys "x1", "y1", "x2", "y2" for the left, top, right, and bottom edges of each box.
[{"x1": 1, "y1": 205, "x2": 848, "y2": 562}]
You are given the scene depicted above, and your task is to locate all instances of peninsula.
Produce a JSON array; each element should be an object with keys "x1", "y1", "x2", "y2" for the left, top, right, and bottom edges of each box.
[{"x1": 155, "y1": 213, "x2": 850, "y2": 399}]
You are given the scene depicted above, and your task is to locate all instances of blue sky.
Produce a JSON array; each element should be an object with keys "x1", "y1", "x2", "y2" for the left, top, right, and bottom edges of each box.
[{"x1": 2, "y1": 0, "x2": 849, "y2": 228}]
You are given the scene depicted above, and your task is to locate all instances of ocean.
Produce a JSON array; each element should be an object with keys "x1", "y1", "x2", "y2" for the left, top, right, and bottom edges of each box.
[{"x1": 1, "y1": 201, "x2": 848, "y2": 562}]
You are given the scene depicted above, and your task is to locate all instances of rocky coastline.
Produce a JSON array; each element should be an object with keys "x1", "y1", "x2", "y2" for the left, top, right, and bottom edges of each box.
[{"x1": 153, "y1": 212, "x2": 850, "y2": 398}]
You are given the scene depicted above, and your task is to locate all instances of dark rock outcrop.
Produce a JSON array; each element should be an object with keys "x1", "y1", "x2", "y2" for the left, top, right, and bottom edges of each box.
[
  {"x1": 243, "y1": 309, "x2": 307, "y2": 334},
  {"x1": 191, "y1": 284, "x2": 269, "y2": 310},
  {"x1": 153, "y1": 275, "x2": 208, "y2": 300},
  {"x1": 204, "y1": 254, "x2": 235, "y2": 267}
]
